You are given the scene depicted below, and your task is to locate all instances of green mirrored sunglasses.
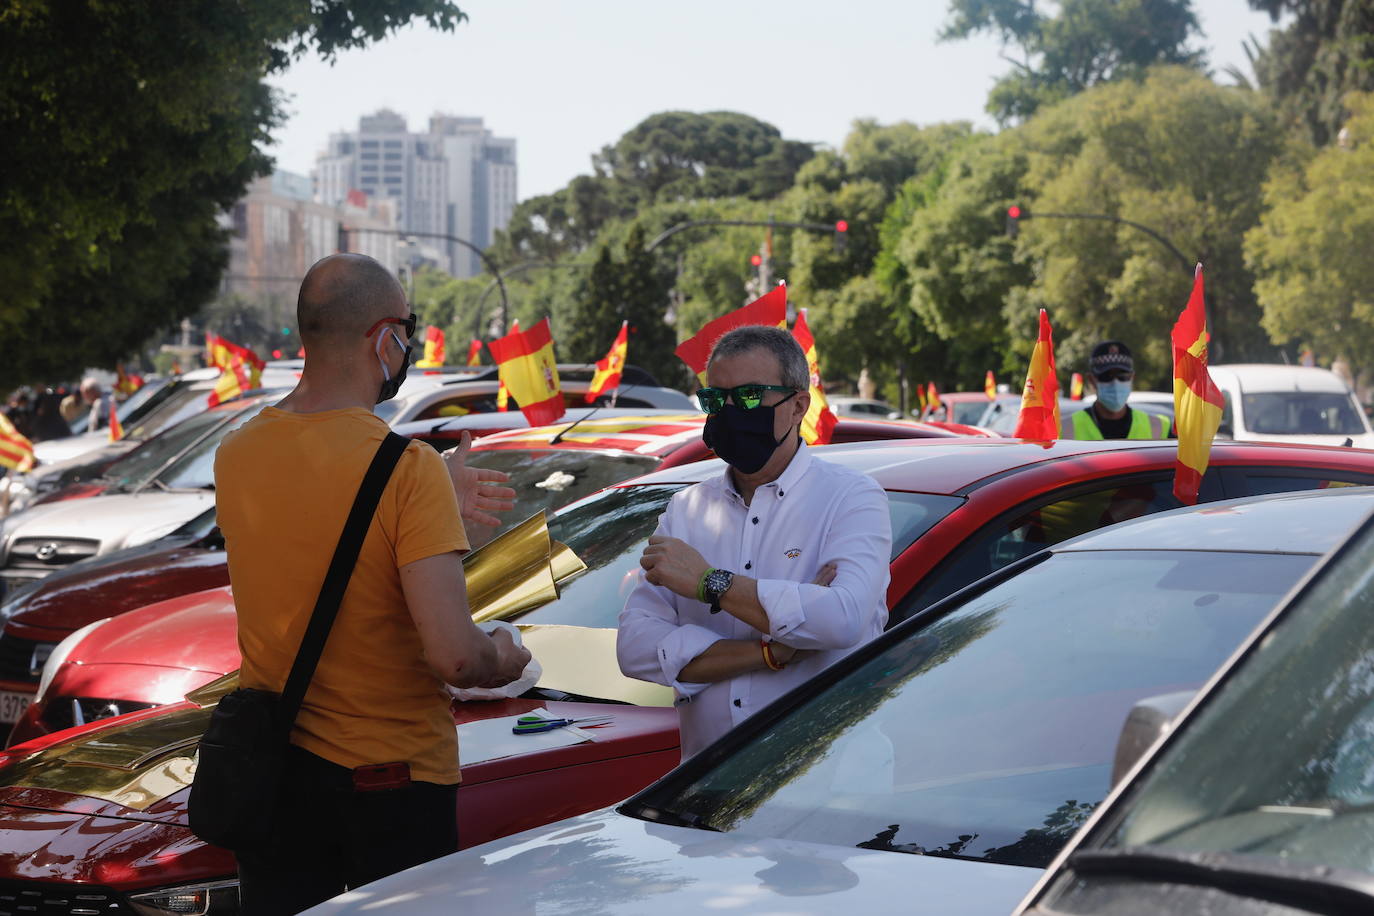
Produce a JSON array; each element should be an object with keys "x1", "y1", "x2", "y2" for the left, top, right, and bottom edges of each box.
[{"x1": 696, "y1": 384, "x2": 797, "y2": 415}]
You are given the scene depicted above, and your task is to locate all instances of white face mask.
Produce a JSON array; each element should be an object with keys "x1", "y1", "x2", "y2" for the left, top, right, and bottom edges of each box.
[{"x1": 1096, "y1": 379, "x2": 1132, "y2": 412}]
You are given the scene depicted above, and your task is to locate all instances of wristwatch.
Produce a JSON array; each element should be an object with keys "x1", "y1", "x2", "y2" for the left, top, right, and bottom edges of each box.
[{"x1": 703, "y1": 568, "x2": 735, "y2": 614}]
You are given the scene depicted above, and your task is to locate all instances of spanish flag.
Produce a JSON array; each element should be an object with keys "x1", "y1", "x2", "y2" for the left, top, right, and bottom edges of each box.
[
  {"x1": 1070, "y1": 372, "x2": 1085, "y2": 400},
  {"x1": 675, "y1": 285, "x2": 787, "y2": 383},
  {"x1": 487, "y1": 317, "x2": 564, "y2": 426},
  {"x1": 916, "y1": 384, "x2": 928, "y2": 414},
  {"x1": 1013, "y1": 309, "x2": 1061, "y2": 441},
  {"x1": 466, "y1": 339, "x2": 483, "y2": 367},
  {"x1": 115, "y1": 364, "x2": 144, "y2": 396},
  {"x1": 926, "y1": 382, "x2": 941, "y2": 414},
  {"x1": 204, "y1": 334, "x2": 265, "y2": 407},
  {"x1": 205, "y1": 333, "x2": 263, "y2": 375},
  {"x1": 1171, "y1": 265, "x2": 1225, "y2": 505},
  {"x1": 586, "y1": 320, "x2": 629, "y2": 404},
  {"x1": 985, "y1": 371, "x2": 997, "y2": 400},
  {"x1": 108, "y1": 408, "x2": 123, "y2": 443},
  {"x1": 791, "y1": 310, "x2": 838, "y2": 445},
  {"x1": 495, "y1": 319, "x2": 518, "y2": 411},
  {"x1": 0, "y1": 413, "x2": 34, "y2": 473},
  {"x1": 416, "y1": 326, "x2": 446, "y2": 368}
]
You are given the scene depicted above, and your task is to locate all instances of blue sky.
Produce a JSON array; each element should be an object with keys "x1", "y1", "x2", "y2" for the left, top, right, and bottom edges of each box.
[{"x1": 266, "y1": 0, "x2": 1279, "y2": 201}]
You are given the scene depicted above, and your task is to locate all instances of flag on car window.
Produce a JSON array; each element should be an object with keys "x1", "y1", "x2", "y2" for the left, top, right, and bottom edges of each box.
[
  {"x1": 114, "y1": 364, "x2": 144, "y2": 396},
  {"x1": 205, "y1": 333, "x2": 264, "y2": 407},
  {"x1": 586, "y1": 321, "x2": 629, "y2": 404},
  {"x1": 675, "y1": 285, "x2": 787, "y2": 384},
  {"x1": 416, "y1": 326, "x2": 446, "y2": 368},
  {"x1": 108, "y1": 408, "x2": 123, "y2": 443},
  {"x1": 0, "y1": 413, "x2": 34, "y2": 473},
  {"x1": 985, "y1": 371, "x2": 996, "y2": 400},
  {"x1": 1070, "y1": 372, "x2": 1084, "y2": 400},
  {"x1": 487, "y1": 318, "x2": 564, "y2": 426},
  {"x1": 1171, "y1": 264, "x2": 1225, "y2": 505},
  {"x1": 494, "y1": 319, "x2": 519, "y2": 411},
  {"x1": 926, "y1": 382, "x2": 941, "y2": 414},
  {"x1": 466, "y1": 339, "x2": 483, "y2": 366},
  {"x1": 916, "y1": 384, "x2": 928, "y2": 413},
  {"x1": 791, "y1": 310, "x2": 838, "y2": 445},
  {"x1": 1013, "y1": 309, "x2": 1061, "y2": 441}
]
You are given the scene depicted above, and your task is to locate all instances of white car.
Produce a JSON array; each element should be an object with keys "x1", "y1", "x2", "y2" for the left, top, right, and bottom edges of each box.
[
  {"x1": 1209, "y1": 363, "x2": 1374, "y2": 448},
  {"x1": 829, "y1": 396, "x2": 901, "y2": 420}
]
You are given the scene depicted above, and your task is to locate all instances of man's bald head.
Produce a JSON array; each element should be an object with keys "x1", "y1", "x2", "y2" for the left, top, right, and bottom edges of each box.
[{"x1": 297, "y1": 254, "x2": 406, "y2": 349}]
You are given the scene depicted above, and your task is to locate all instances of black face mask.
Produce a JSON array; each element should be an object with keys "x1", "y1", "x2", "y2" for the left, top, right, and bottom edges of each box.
[
  {"x1": 376, "y1": 332, "x2": 413, "y2": 405},
  {"x1": 703, "y1": 393, "x2": 797, "y2": 474}
]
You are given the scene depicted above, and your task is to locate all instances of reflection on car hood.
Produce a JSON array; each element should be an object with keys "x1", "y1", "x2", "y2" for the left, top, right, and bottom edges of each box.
[
  {"x1": 305, "y1": 808, "x2": 1040, "y2": 916},
  {"x1": 2, "y1": 492, "x2": 213, "y2": 555},
  {"x1": 30, "y1": 431, "x2": 114, "y2": 466}
]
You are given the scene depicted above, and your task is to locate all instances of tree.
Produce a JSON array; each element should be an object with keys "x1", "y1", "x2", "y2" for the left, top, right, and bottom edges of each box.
[
  {"x1": 1246, "y1": 93, "x2": 1374, "y2": 371},
  {"x1": 1247, "y1": 0, "x2": 1374, "y2": 146},
  {"x1": 0, "y1": 0, "x2": 466, "y2": 388},
  {"x1": 940, "y1": 0, "x2": 1206, "y2": 124}
]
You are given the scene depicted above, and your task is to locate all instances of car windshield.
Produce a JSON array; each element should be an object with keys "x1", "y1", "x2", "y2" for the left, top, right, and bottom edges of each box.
[
  {"x1": 1241, "y1": 391, "x2": 1367, "y2": 436},
  {"x1": 124, "y1": 383, "x2": 218, "y2": 440},
  {"x1": 951, "y1": 401, "x2": 988, "y2": 425},
  {"x1": 100, "y1": 407, "x2": 231, "y2": 491},
  {"x1": 625, "y1": 549, "x2": 1314, "y2": 868},
  {"x1": 1102, "y1": 519, "x2": 1374, "y2": 879},
  {"x1": 155, "y1": 403, "x2": 269, "y2": 490},
  {"x1": 520, "y1": 486, "x2": 963, "y2": 629},
  {"x1": 464, "y1": 449, "x2": 661, "y2": 535}
]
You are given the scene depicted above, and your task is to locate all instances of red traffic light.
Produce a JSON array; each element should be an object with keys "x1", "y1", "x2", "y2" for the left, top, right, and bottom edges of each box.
[
  {"x1": 1007, "y1": 206, "x2": 1022, "y2": 220},
  {"x1": 750, "y1": 254, "x2": 763, "y2": 267},
  {"x1": 835, "y1": 220, "x2": 849, "y2": 234}
]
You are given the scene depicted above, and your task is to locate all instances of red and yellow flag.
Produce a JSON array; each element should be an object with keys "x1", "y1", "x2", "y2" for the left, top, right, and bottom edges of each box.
[
  {"x1": 171, "y1": 360, "x2": 183, "y2": 376},
  {"x1": 675, "y1": 285, "x2": 787, "y2": 383},
  {"x1": 985, "y1": 370, "x2": 996, "y2": 399},
  {"x1": 1070, "y1": 372, "x2": 1085, "y2": 400},
  {"x1": 0, "y1": 413, "x2": 35, "y2": 473},
  {"x1": 1013, "y1": 309, "x2": 1061, "y2": 441},
  {"x1": 586, "y1": 321, "x2": 629, "y2": 404},
  {"x1": 916, "y1": 384, "x2": 928, "y2": 413},
  {"x1": 108, "y1": 408, "x2": 124, "y2": 443},
  {"x1": 466, "y1": 339, "x2": 483, "y2": 367},
  {"x1": 494, "y1": 320, "x2": 518, "y2": 411},
  {"x1": 926, "y1": 382, "x2": 941, "y2": 414},
  {"x1": 1172, "y1": 265, "x2": 1225, "y2": 505},
  {"x1": 791, "y1": 310, "x2": 838, "y2": 445},
  {"x1": 205, "y1": 333, "x2": 265, "y2": 407},
  {"x1": 487, "y1": 317, "x2": 564, "y2": 426},
  {"x1": 416, "y1": 326, "x2": 446, "y2": 368},
  {"x1": 114, "y1": 364, "x2": 144, "y2": 396}
]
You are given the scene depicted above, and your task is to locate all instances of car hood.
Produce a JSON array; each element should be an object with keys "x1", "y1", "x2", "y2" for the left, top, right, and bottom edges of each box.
[
  {"x1": 30, "y1": 432, "x2": 114, "y2": 466},
  {"x1": 305, "y1": 809, "x2": 1040, "y2": 916},
  {"x1": 67, "y1": 586, "x2": 239, "y2": 673},
  {"x1": 2, "y1": 491, "x2": 213, "y2": 556}
]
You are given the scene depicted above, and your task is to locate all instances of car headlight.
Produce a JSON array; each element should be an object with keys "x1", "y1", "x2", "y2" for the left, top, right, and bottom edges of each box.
[
  {"x1": 129, "y1": 880, "x2": 240, "y2": 916},
  {"x1": 34, "y1": 618, "x2": 110, "y2": 702}
]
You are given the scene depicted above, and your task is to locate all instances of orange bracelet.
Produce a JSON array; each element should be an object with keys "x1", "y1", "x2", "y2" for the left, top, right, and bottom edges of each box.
[{"x1": 761, "y1": 639, "x2": 786, "y2": 671}]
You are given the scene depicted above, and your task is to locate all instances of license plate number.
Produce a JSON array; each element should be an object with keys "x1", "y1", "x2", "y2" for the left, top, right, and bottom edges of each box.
[{"x1": 0, "y1": 690, "x2": 32, "y2": 725}]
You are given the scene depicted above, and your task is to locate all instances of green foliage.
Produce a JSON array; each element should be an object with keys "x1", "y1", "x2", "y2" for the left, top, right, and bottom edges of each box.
[
  {"x1": 1246, "y1": 92, "x2": 1374, "y2": 369},
  {"x1": 1247, "y1": 0, "x2": 1374, "y2": 147},
  {"x1": 941, "y1": 0, "x2": 1206, "y2": 124},
  {"x1": 0, "y1": 0, "x2": 465, "y2": 388}
]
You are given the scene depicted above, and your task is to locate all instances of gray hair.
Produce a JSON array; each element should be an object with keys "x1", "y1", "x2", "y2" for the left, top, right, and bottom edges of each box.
[{"x1": 708, "y1": 326, "x2": 809, "y2": 391}]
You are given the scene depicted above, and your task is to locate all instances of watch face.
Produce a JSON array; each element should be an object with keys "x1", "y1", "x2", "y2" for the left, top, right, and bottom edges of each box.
[{"x1": 706, "y1": 569, "x2": 733, "y2": 601}]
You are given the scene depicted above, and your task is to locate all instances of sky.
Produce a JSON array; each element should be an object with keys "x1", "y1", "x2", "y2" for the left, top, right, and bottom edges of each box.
[{"x1": 265, "y1": 0, "x2": 1279, "y2": 202}]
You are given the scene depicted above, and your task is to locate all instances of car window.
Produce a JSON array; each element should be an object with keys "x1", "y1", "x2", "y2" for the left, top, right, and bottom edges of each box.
[
  {"x1": 414, "y1": 393, "x2": 500, "y2": 420},
  {"x1": 156, "y1": 404, "x2": 269, "y2": 490},
  {"x1": 893, "y1": 477, "x2": 1207, "y2": 624},
  {"x1": 125, "y1": 384, "x2": 215, "y2": 440},
  {"x1": 520, "y1": 488, "x2": 963, "y2": 629},
  {"x1": 1236, "y1": 473, "x2": 1374, "y2": 497},
  {"x1": 628, "y1": 549, "x2": 1315, "y2": 869},
  {"x1": 952, "y1": 401, "x2": 988, "y2": 425},
  {"x1": 102, "y1": 407, "x2": 230, "y2": 491},
  {"x1": 1218, "y1": 391, "x2": 1235, "y2": 437},
  {"x1": 1100, "y1": 519, "x2": 1374, "y2": 881},
  {"x1": 463, "y1": 449, "x2": 661, "y2": 536},
  {"x1": 1241, "y1": 391, "x2": 1366, "y2": 436}
]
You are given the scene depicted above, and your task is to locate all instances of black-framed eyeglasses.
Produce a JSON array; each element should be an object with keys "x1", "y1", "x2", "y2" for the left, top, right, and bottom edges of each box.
[
  {"x1": 696, "y1": 384, "x2": 797, "y2": 415},
  {"x1": 365, "y1": 311, "x2": 417, "y2": 340}
]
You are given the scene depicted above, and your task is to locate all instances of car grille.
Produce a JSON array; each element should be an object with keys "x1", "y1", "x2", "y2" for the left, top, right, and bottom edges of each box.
[
  {"x1": 0, "y1": 635, "x2": 51, "y2": 685},
  {"x1": 6, "y1": 537, "x2": 100, "y2": 572},
  {"x1": 41, "y1": 698, "x2": 155, "y2": 733},
  {"x1": 0, "y1": 882, "x2": 133, "y2": 916}
]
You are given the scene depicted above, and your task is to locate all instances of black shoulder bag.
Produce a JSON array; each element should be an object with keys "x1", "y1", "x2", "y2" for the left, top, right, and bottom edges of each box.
[{"x1": 188, "y1": 432, "x2": 410, "y2": 851}]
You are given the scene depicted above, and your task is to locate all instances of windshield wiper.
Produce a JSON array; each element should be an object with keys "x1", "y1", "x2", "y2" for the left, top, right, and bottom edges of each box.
[
  {"x1": 1069, "y1": 846, "x2": 1374, "y2": 911},
  {"x1": 624, "y1": 803, "x2": 721, "y2": 832}
]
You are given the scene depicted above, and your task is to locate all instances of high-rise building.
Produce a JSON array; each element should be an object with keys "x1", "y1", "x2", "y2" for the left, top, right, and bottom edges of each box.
[{"x1": 314, "y1": 110, "x2": 517, "y2": 277}]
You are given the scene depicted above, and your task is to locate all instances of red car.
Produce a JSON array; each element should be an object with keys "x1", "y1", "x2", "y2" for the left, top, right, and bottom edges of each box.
[
  {"x1": 1, "y1": 438, "x2": 1373, "y2": 913},
  {"x1": 0, "y1": 413, "x2": 950, "y2": 737}
]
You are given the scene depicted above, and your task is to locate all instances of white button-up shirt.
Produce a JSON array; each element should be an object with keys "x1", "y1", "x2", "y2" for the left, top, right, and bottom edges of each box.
[{"x1": 617, "y1": 444, "x2": 891, "y2": 758}]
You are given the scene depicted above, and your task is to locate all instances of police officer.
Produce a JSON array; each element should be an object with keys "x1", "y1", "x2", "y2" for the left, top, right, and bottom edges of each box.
[{"x1": 1062, "y1": 340, "x2": 1171, "y2": 439}]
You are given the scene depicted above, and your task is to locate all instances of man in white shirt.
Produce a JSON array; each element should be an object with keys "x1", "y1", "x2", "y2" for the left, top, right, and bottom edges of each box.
[{"x1": 617, "y1": 326, "x2": 891, "y2": 758}]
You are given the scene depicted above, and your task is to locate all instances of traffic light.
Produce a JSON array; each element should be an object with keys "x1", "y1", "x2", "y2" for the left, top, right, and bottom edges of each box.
[
  {"x1": 833, "y1": 220, "x2": 848, "y2": 254},
  {"x1": 750, "y1": 254, "x2": 763, "y2": 267},
  {"x1": 1006, "y1": 205, "x2": 1027, "y2": 238},
  {"x1": 280, "y1": 326, "x2": 291, "y2": 336}
]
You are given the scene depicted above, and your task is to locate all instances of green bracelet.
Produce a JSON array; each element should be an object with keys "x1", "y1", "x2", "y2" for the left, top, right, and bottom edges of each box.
[{"x1": 697, "y1": 568, "x2": 714, "y2": 603}]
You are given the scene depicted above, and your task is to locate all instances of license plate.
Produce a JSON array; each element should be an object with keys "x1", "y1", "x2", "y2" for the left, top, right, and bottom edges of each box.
[{"x1": 0, "y1": 690, "x2": 32, "y2": 725}]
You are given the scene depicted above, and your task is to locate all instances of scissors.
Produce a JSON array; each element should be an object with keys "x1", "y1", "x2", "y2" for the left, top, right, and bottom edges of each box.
[{"x1": 512, "y1": 714, "x2": 614, "y2": 735}]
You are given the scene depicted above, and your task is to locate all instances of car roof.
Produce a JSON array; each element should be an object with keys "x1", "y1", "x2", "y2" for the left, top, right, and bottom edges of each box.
[
  {"x1": 1053, "y1": 486, "x2": 1374, "y2": 555},
  {"x1": 621, "y1": 437, "x2": 1374, "y2": 495},
  {"x1": 1210, "y1": 364, "x2": 1352, "y2": 393},
  {"x1": 469, "y1": 413, "x2": 705, "y2": 455}
]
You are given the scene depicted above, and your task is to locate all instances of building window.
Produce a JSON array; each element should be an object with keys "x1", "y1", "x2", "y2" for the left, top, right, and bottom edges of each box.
[
  {"x1": 361, "y1": 140, "x2": 378, "y2": 148},
  {"x1": 384, "y1": 140, "x2": 403, "y2": 148}
]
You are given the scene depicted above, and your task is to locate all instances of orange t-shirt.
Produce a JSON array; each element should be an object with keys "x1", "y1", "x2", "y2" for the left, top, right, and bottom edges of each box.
[{"x1": 214, "y1": 407, "x2": 469, "y2": 784}]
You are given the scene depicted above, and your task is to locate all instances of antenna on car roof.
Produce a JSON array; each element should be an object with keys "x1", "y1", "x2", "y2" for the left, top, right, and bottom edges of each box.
[{"x1": 550, "y1": 382, "x2": 641, "y2": 444}]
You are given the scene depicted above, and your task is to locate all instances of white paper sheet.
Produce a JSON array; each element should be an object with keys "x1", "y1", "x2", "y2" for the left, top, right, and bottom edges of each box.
[{"x1": 457, "y1": 708, "x2": 604, "y2": 766}]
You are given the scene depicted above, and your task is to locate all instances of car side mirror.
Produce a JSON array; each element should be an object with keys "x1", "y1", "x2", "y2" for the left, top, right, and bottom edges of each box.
[{"x1": 1111, "y1": 690, "x2": 1195, "y2": 786}]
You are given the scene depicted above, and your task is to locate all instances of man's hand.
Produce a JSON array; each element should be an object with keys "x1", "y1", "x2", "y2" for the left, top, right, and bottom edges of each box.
[
  {"x1": 444, "y1": 430, "x2": 516, "y2": 533},
  {"x1": 640, "y1": 535, "x2": 711, "y2": 600},
  {"x1": 479, "y1": 627, "x2": 532, "y2": 689}
]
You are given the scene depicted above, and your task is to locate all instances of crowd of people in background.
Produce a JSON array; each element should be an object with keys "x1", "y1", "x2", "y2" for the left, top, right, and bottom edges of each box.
[{"x1": 3, "y1": 376, "x2": 117, "y2": 444}]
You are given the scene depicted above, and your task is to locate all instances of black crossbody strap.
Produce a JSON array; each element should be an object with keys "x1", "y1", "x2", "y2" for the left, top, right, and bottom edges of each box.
[{"x1": 277, "y1": 431, "x2": 410, "y2": 734}]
